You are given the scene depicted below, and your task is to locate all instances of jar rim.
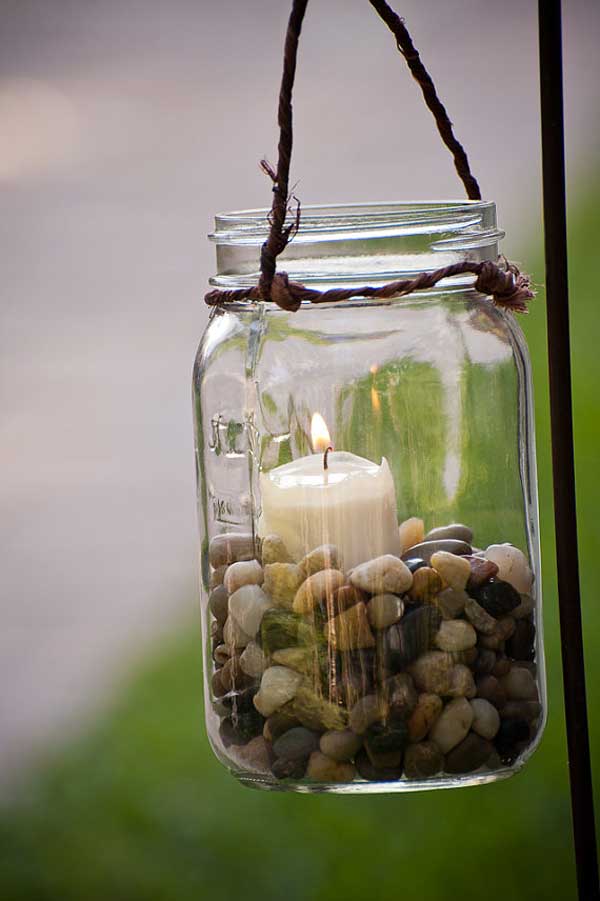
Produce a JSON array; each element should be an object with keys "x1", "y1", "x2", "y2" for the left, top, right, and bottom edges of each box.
[{"x1": 210, "y1": 199, "x2": 499, "y2": 245}]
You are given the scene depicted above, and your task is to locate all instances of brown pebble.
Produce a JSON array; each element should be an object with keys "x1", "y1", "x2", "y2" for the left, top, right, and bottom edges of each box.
[
  {"x1": 473, "y1": 649, "x2": 497, "y2": 674},
  {"x1": 466, "y1": 555, "x2": 499, "y2": 590},
  {"x1": 333, "y1": 584, "x2": 368, "y2": 614},
  {"x1": 220, "y1": 656, "x2": 254, "y2": 693},
  {"x1": 408, "y1": 566, "x2": 443, "y2": 603},
  {"x1": 263, "y1": 710, "x2": 301, "y2": 743},
  {"x1": 500, "y1": 700, "x2": 542, "y2": 721},
  {"x1": 211, "y1": 668, "x2": 227, "y2": 698},
  {"x1": 476, "y1": 674, "x2": 507, "y2": 710},
  {"x1": 491, "y1": 655, "x2": 512, "y2": 678},
  {"x1": 404, "y1": 740, "x2": 444, "y2": 778},
  {"x1": 387, "y1": 673, "x2": 418, "y2": 720},
  {"x1": 407, "y1": 693, "x2": 443, "y2": 742},
  {"x1": 445, "y1": 733, "x2": 494, "y2": 773}
]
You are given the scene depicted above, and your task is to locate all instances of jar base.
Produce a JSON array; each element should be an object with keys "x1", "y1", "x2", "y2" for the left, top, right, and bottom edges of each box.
[{"x1": 234, "y1": 761, "x2": 523, "y2": 795}]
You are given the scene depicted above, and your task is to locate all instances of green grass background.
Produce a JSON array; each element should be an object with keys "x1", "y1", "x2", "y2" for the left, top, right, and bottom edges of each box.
[{"x1": 1, "y1": 187, "x2": 598, "y2": 900}]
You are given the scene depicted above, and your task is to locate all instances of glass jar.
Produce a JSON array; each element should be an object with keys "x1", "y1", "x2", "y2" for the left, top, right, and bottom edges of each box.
[{"x1": 193, "y1": 201, "x2": 546, "y2": 793}]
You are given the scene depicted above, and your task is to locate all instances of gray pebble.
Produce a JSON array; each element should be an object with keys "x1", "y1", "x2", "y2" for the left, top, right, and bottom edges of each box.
[
  {"x1": 401, "y1": 539, "x2": 472, "y2": 563},
  {"x1": 425, "y1": 523, "x2": 474, "y2": 544},
  {"x1": 273, "y1": 726, "x2": 320, "y2": 761},
  {"x1": 209, "y1": 584, "x2": 229, "y2": 625},
  {"x1": 320, "y1": 729, "x2": 363, "y2": 762}
]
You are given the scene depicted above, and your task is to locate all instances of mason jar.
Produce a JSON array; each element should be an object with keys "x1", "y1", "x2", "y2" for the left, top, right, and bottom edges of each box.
[{"x1": 192, "y1": 201, "x2": 546, "y2": 793}]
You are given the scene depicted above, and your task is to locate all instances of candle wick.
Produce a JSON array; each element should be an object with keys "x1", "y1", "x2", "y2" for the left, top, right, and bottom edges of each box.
[{"x1": 323, "y1": 446, "x2": 333, "y2": 471}]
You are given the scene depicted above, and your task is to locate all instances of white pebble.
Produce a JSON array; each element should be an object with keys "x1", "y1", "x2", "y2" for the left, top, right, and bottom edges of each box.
[
  {"x1": 253, "y1": 666, "x2": 303, "y2": 717},
  {"x1": 228, "y1": 584, "x2": 271, "y2": 638},
  {"x1": 430, "y1": 551, "x2": 471, "y2": 590},
  {"x1": 484, "y1": 544, "x2": 533, "y2": 594},
  {"x1": 470, "y1": 698, "x2": 501, "y2": 740},
  {"x1": 224, "y1": 559, "x2": 264, "y2": 595},
  {"x1": 350, "y1": 555, "x2": 413, "y2": 595}
]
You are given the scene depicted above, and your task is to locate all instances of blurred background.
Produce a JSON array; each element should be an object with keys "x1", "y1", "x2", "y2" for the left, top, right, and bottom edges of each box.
[{"x1": 1, "y1": 0, "x2": 599, "y2": 898}]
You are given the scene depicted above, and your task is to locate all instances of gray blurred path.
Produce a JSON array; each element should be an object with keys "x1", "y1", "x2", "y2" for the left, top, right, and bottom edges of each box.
[{"x1": 1, "y1": 0, "x2": 598, "y2": 785}]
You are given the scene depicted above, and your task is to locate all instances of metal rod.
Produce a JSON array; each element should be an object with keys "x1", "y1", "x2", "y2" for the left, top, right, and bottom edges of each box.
[{"x1": 538, "y1": 2, "x2": 599, "y2": 898}]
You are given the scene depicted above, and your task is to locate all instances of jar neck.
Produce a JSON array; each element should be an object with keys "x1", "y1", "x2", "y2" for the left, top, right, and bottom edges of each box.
[{"x1": 208, "y1": 200, "x2": 503, "y2": 295}]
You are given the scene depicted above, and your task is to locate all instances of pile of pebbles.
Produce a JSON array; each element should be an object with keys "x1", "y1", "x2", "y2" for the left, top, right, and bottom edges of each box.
[{"x1": 206, "y1": 518, "x2": 541, "y2": 785}]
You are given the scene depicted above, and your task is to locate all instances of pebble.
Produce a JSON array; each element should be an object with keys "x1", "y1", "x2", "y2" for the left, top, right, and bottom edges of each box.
[
  {"x1": 211, "y1": 668, "x2": 226, "y2": 698},
  {"x1": 398, "y1": 517, "x2": 425, "y2": 553},
  {"x1": 495, "y1": 718, "x2": 530, "y2": 764},
  {"x1": 407, "y1": 693, "x2": 443, "y2": 742},
  {"x1": 223, "y1": 615, "x2": 253, "y2": 650},
  {"x1": 407, "y1": 567, "x2": 443, "y2": 603},
  {"x1": 224, "y1": 560, "x2": 264, "y2": 595},
  {"x1": 401, "y1": 539, "x2": 472, "y2": 564},
  {"x1": 354, "y1": 749, "x2": 402, "y2": 781},
  {"x1": 500, "y1": 700, "x2": 542, "y2": 721},
  {"x1": 208, "y1": 584, "x2": 229, "y2": 625},
  {"x1": 435, "y1": 588, "x2": 468, "y2": 620},
  {"x1": 320, "y1": 729, "x2": 363, "y2": 762},
  {"x1": 435, "y1": 620, "x2": 477, "y2": 652},
  {"x1": 261, "y1": 534, "x2": 292, "y2": 565},
  {"x1": 484, "y1": 544, "x2": 534, "y2": 594},
  {"x1": 491, "y1": 655, "x2": 512, "y2": 678},
  {"x1": 239, "y1": 641, "x2": 267, "y2": 678},
  {"x1": 333, "y1": 584, "x2": 368, "y2": 614},
  {"x1": 473, "y1": 649, "x2": 497, "y2": 674},
  {"x1": 263, "y1": 563, "x2": 304, "y2": 609},
  {"x1": 293, "y1": 568, "x2": 345, "y2": 614},
  {"x1": 211, "y1": 619, "x2": 224, "y2": 648},
  {"x1": 466, "y1": 556, "x2": 499, "y2": 590},
  {"x1": 512, "y1": 594, "x2": 535, "y2": 620},
  {"x1": 476, "y1": 675, "x2": 507, "y2": 710},
  {"x1": 464, "y1": 596, "x2": 497, "y2": 635},
  {"x1": 209, "y1": 564, "x2": 228, "y2": 588},
  {"x1": 306, "y1": 751, "x2": 356, "y2": 783},
  {"x1": 447, "y1": 665, "x2": 476, "y2": 699},
  {"x1": 471, "y1": 578, "x2": 521, "y2": 618},
  {"x1": 325, "y1": 602, "x2": 376, "y2": 651},
  {"x1": 500, "y1": 667, "x2": 538, "y2": 700},
  {"x1": 426, "y1": 523, "x2": 474, "y2": 544},
  {"x1": 263, "y1": 710, "x2": 300, "y2": 743},
  {"x1": 506, "y1": 619, "x2": 536, "y2": 661},
  {"x1": 271, "y1": 757, "x2": 307, "y2": 780},
  {"x1": 409, "y1": 651, "x2": 455, "y2": 695},
  {"x1": 368, "y1": 594, "x2": 404, "y2": 629},
  {"x1": 213, "y1": 643, "x2": 231, "y2": 666},
  {"x1": 253, "y1": 666, "x2": 303, "y2": 717},
  {"x1": 429, "y1": 697, "x2": 474, "y2": 753},
  {"x1": 220, "y1": 656, "x2": 254, "y2": 692},
  {"x1": 384, "y1": 605, "x2": 442, "y2": 671},
  {"x1": 273, "y1": 726, "x2": 320, "y2": 761},
  {"x1": 404, "y1": 557, "x2": 428, "y2": 574},
  {"x1": 365, "y1": 720, "x2": 408, "y2": 762},
  {"x1": 209, "y1": 532, "x2": 257, "y2": 568},
  {"x1": 387, "y1": 673, "x2": 418, "y2": 720},
  {"x1": 234, "y1": 736, "x2": 272, "y2": 774},
  {"x1": 349, "y1": 693, "x2": 389, "y2": 734},
  {"x1": 445, "y1": 733, "x2": 494, "y2": 774},
  {"x1": 221, "y1": 708, "x2": 264, "y2": 745},
  {"x1": 350, "y1": 555, "x2": 413, "y2": 595},
  {"x1": 299, "y1": 544, "x2": 340, "y2": 578},
  {"x1": 478, "y1": 616, "x2": 516, "y2": 650},
  {"x1": 470, "y1": 698, "x2": 501, "y2": 739},
  {"x1": 404, "y1": 741, "x2": 444, "y2": 778},
  {"x1": 228, "y1": 585, "x2": 271, "y2": 638},
  {"x1": 430, "y1": 551, "x2": 471, "y2": 591},
  {"x1": 289, "y1": 686, "x2": 349, "y2": 732}
]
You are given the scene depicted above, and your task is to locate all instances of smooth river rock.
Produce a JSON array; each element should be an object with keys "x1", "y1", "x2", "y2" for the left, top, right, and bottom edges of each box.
[
  {"x1": 407, "y1": 692, "x2": 443, "y2": 742},
  {"x1": 209, "y1": 532, "x2": 257, "y2": 568},
  {"x1": 253, "y1": 666, "x2": 303, "y2": 717},
  {"x1": 435, "y1": 620, "x2": 477, "y2": 652},
  {"x1": 293, "y1": 568, "x2": 345, "y2": 614},
  {"x1": 430, "y1": 551, "x2": 471, "y2": 591},
  {"x1": 368, "y1": 593, "x2": 404, "y2": 629},
  {"x1": 404, "y1": 740, "x2": 444, "y2": 778},
  {"x1": 425, "y1": 523, "x2": 474, "y2": 544},
  {"x1": 263, "y1": 562, "x2": 304, "y2": 608},
  {"x1": 350, "y1": 555, "x2": 413, "y2": 595},
  {"x1": 401, "y1": 539, "x2": 472, "y2": 564},
  {"x1": 429, "y1": 697, "x2": 474, "y2": 753},
  {"x1": 484, "y1": 544, "x2": 534, "y2": 594},
  {"x1": 228, "y1": 584, "x2": 271, "y2": 638},
  {"x1": 470, "y1": 697, "x2": 501, "y2": 739},
  {"x1": 224, "y1": 559, "x2": 264, "y2": 595}
]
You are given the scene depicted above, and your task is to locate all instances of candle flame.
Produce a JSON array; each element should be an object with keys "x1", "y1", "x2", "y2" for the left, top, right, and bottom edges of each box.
[{"x1": 311, "y1": 412, "x2": 332, "y2": 454}]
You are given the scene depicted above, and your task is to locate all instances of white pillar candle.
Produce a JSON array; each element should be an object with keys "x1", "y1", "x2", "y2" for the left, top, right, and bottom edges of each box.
[{"x1": 259, "y1": 416, "x2": 401, "y2": 570}]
